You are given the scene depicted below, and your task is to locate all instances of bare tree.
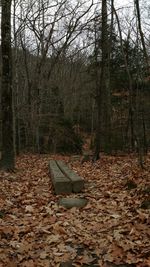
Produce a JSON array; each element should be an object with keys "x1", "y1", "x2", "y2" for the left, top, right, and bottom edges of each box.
[
  {"x1": 134, "y1": 0, "x2": 149, "y2": 73},
  {"x1": 113, "y1": 2, "x2": 147, "y2": 167},
  {"x1": 1, "y1": 0, "x2": 15, "y2": 169},
  {"x1": 17, "y1": 0, "x2": 94, "y2": 151},
  {"x1": 94, "y1": 0, "x2": 111, "y2": 160}
]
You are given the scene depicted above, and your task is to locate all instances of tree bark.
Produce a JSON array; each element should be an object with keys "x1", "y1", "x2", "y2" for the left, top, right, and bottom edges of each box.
[
  {"x1": 102, "y1": 0, "x2": 111, "y2": 154},
  {"x1": 94, "y1": 0, "x2": 111, "y2": 159},
  {"x1": 113, "y1": 6, "x2": 135, "y2": 151},
  {"x1": 134, "y1": 0, "x2": 149, "y2": 73},
  {"x1": 1, "y1": 0, "x2": 15, "y2": 170}
]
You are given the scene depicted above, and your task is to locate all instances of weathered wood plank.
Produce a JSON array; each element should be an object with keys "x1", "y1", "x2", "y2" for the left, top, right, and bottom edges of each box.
[
  {"x1": 56, "y1": 160, "x2": 84, "y2": 193},
  {"x1": 49, "y1": 160, "x2": 72, "y2": 194}
]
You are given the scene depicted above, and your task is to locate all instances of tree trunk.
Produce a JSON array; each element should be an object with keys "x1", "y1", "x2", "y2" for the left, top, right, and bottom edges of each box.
[
  {"x1": 93, "y1": 16, "x2": 101, "y2": 160},
  {"x1": 94, "y1": 0, "x2": 111, "y2": 159},
  {"x1": 134, "y1": 0, "x2": 149, "y2": 73},
  {"x1": 1, "y1": 0, "x2": 15, "y2": 170},
  {"x1": 113, "y1": 6, "x2": 135, "y2": 151},
  {"x1": 101, "y1": 0, "x2": 111, "y2": 154}
]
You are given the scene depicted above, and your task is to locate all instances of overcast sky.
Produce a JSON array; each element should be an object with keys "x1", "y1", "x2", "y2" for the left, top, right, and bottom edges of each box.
[{"x1": 115, "y1": 0, "x2": 133, "y2": 8}]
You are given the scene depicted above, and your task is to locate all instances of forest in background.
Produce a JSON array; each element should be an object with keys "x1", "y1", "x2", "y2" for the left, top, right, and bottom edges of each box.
[
  {"x1": 0, "y1": 1, "x2": 150, "y2": 266},
  {"x1": 0, "y1": 0, "x2": 150, "y2": 169}
]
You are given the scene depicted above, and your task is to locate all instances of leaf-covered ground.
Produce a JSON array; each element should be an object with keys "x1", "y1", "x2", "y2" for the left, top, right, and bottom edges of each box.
[{"x1": 0, "y1": 153, "x2": 150, "y2": 267}]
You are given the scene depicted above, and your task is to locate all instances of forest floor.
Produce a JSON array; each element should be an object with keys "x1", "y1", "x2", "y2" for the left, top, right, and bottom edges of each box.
[{"x1": 0, "y1": 152, "x2": 150, "y2": 267}]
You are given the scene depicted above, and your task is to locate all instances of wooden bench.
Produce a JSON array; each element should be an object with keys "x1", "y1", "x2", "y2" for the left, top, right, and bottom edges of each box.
[{"x1": 49, "y1": 160, "x2": 84, "y2": 194}]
